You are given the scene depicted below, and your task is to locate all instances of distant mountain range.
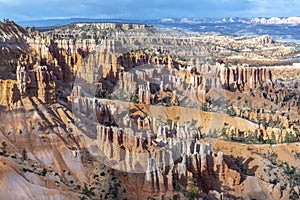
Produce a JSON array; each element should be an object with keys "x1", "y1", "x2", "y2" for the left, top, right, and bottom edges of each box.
[
  {"x1": 15, "y1": 17, "x2": 300, "y2": 43},
  {"x1": 159, "y1": 17, "x2": 300, "y2": 25},
  {"x1": 17, "y1": 17, "x2": 300, "y2": 28}
]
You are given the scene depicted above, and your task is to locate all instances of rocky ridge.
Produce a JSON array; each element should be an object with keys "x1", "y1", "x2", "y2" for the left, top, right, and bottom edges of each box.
[{"x1": 0, "y1": 20, "x2": 299, "y2": 199}]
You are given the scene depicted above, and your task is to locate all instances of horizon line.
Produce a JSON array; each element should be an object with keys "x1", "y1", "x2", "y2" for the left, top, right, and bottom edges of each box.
[{"x1": 11, "y1": 16, "x2": 300, "y2": 22}]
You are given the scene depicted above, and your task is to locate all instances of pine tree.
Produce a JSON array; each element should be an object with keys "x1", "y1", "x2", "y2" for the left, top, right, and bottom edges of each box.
[
  {"x1": 1, "y1": 141, "x2": 7, "y2": 152},
  {"x1": 22, "y1": 148, "x2": 27, "y2": 160}
]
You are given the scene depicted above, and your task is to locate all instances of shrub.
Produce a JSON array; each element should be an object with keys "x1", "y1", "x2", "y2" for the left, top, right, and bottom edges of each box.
[
  {"x1": 82, "y1": 183, "x2": 95, "y2": 197},
  {"x1": 22, "y1": 148, "x2": 27, "y2": 160},
  {"x1": 40, "y1": 168, "x2": 47, "y2": 176},
  {"x1": 290, "y1": 190, "x2": 300, "y2": 200},
  {"x1": 100, "y1": 172, "x2": 106, "y2": 176},
  {"x1": 1, "y1": 141, "x2": 7, "y2": 152},
  {"x1": 284, "y1": 133, "x2": 298, "y2": 143}
]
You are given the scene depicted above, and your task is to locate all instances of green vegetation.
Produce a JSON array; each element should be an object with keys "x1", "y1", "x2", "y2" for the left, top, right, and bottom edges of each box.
[
  {"x1": 22, "y1": 148, "x2": 27, "y2": 160},
  {"x1": 284, "y1": 133, "x2": 298, "y2": 143},
  {"x1": 130, "y1": 94, "x2": 139, "y2": 103},
  {"x1": 234, "y1": 156, "x2": 254, "y2": 176},
  {"x1": 183, "y1": 177, "x2": 201, "y2": 200},
  {"x1": 267, "y1": 152, "x2": 278, "y2": 166},
  {"x1": 1, "y1": 141, "x2": 7, "y2": 152},
  {"x1": 82, "y1": 183, "x2": 95, "y2": 198},
  {"x1": 206, "y1": 129, "x2": 218, "y2": 138},
  {"x1": 96, "y1": 89, "x2": 112, "y2": 99},
  {"x1": 201, "y1": 103, "x2": 208, "y2": 112},
  {"x1": 109, "y1": 182, "x2": 121, "y2": 199},
  {"x1": 290, "y1": 189, "x2": 300, "y2": 200},
  {"x1": 226, "y1": 106, "x2": 236, "y2": 117},
  {"x1": 173, "y1": 177, "x2": 201, "y2": 200},
  {"x1": 283, "y1": 163, "x2": 300, "y2": 188},
  {"x1": 39, "y1": 168, "x2": 47, "y2": 176},
  {"x1": 100, "y1": 171, "x2": 106, "y2": 176}
]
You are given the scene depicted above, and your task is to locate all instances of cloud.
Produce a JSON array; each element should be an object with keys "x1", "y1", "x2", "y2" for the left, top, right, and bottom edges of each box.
[
  {"x1": 0, "y1": 0, "x2": 299, "y2": 21},
  {"x1": 245, "y1": 0, "x2": 300, "y2": 16}
]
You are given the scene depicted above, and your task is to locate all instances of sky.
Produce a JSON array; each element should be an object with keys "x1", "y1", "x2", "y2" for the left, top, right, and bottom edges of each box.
[{"x1": 0, "y1": 0, "x2": 299, "y2": 22}]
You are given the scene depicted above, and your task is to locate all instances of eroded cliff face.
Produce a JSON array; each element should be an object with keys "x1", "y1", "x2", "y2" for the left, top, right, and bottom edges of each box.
[
  {"x1": 74, "y1": 47, "x2": 299, "y2": 146},
  {"x1": 0, "y1": 97, "x2": 133, "y2": 199},
  {"x1": 70, "y1": 90, "x2": 297, "y2": 199},
  {"x1": 0, "y1": 21, "x2": 300, "y2": 200},
  {"x1": 68, "y1": 23, "x2": 300, "y2": 198},
  {"x1": 0, "y1": 21, "x2": 30, "y2": 79},
  {"x1": 71, "y1": 93, "x2": 243, "y2": 199},
  {"x1": 0, "y1": 79, "x2": 21, "y2": 107}
]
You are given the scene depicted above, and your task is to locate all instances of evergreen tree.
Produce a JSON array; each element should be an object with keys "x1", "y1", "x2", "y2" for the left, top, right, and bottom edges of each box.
[
  {"x1": 22, "y1": 148, "x2": 27, "y2": 160},
  {"x1": 1, "y1": 141, "x2": 7, "y2": 152}
]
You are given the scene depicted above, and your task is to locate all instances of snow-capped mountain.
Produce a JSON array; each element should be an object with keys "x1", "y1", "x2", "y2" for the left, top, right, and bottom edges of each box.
[
  {"x1": 246, "y1": 17, "x2": 300, "y2": 24},
  {"x1": 158, "y1": 17, "x2": 300, "y2": 25}
]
